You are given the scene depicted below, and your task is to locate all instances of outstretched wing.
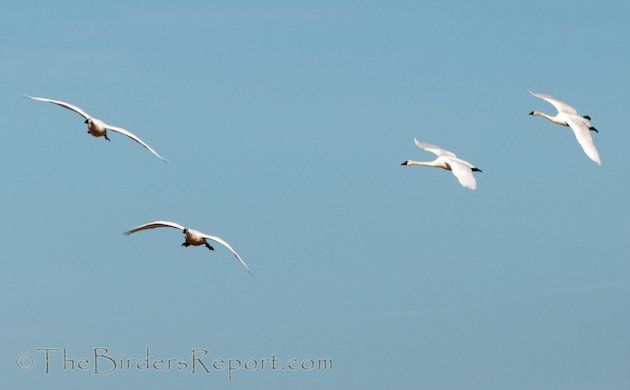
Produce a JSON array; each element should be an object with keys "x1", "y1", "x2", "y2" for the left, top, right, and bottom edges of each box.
[
  {"x1": 414, "y1": 138, "x2": 456, "y2": 157},
  {"x1": 530, "y1": 91, "x2": 578, "y2": 115},
  {"x1": 106, "y1": 124, "x2": 168, "y2": 162},
  {"x1": 24, "y1": 95, "x2": 92, "y2": 119},
  {"x1": 201, "y1": 233, "x2": 254, "y2": 277},
  {"x1": 447, "y1": 159, "x2": 477, "y2": 190},
  {"x1": 565, "y1": 116, "x2": 602, "y2": 165},
  {"x1": 125, "y1": 220, "x2": 185, "y2": 235}
]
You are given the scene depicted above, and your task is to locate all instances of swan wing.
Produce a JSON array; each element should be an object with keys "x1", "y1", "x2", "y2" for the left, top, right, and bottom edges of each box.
[
  {"x1": 125, "y1": 220, "x2": 185, "y2": 235},
  {"x1": 106, "y1": 124, "x2": 168, "y2": 162},
  {"x1": 201, "y1": 233, "x2": 254, "y2": 277},
  {"x1": 530, "y1": 91, "x2": 578, "y2": 115},
  {"x1": 24, "y1": 95, "x2": 91, "y2": 119},
  {"x1": 447, "y1": 159, "x2": 477, "y2": 190},
  {"x1": 565, "y1": 116, "x2": 601, "y2": 165},
  {"x1": 414, "y1": 138, "x2": 456, "y2": 157}
]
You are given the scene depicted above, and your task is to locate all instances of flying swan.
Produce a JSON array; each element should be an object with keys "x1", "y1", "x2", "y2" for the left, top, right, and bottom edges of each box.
[
  {"x1": 125, "y1": 220, "x2": 253, "y2": 276},
  {"x1": 529, "y1": 91, "x2": 601, "y2": 165},
  {"x1": 24, "y1": 95, "x2": 167, "y2": 162},
  {"x1": 401, "y1": 138, "x2": 482, "y2": 190}
]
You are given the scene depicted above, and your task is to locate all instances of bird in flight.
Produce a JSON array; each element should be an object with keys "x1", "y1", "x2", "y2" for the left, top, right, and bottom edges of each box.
[
  {"x1": 125, "y1": 220, "x2": 253, "y2": 276},
  {"x1": 25, "y1": 95, "x2": 167, "y2": 162},
  {"x1": 401, "y1": 138, "x2": 482, "y2": 190},
  {"x1": 529, "y1": 91, "x2": 601, "y2": 165}
]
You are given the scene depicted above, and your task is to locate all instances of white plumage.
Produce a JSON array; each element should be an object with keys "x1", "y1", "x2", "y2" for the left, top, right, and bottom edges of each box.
[
  {"x1": 125, "y1": 220, "x2": 253, "y2": 276},
  {"x1": 401, "y1": 138, "x2": 481, "y2": 190},
  {"x1": 25, "y1": 95, "x2": 167, "y2": 162},
  {"x1": 529, "y1": 91, "x2": 601, "y2": 165}
]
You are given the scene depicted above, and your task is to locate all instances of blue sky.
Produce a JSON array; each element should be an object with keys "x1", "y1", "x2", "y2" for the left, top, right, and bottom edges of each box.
[{"x1": 1, "y1": 1, "x2": 629, "y2": 389}]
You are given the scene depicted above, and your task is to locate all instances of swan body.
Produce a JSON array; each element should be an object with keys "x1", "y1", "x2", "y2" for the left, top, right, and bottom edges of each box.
[
  {"x1": 401, "y1": 138, "x2": 481, "y2": 190},
  {"x1": 125, "y1": 220, "x2": 253, "y2": 276},
  {"x1": 24, "y1": 95, "x2": 167, "y2": 162},
  {"x1": 529, "y1": 91, "x2": 601, "y2": 165}
]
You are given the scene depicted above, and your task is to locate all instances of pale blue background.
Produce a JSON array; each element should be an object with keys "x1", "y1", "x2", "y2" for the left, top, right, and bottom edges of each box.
[{"x1": 1, "y1": 1, "x2": 629, "y2": 389}]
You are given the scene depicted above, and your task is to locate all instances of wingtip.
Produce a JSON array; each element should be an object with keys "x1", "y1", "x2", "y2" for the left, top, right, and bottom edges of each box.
[
  {"x1": 152, "y1": 152, "x2": 168, "y2": 162},
  {"x1": 242, "y1": 262, "x2": 254, "y2": 277}
]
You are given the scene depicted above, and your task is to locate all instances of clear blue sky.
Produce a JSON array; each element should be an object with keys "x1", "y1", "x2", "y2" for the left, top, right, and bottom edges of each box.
[{"x1": 2, "y1": 1, "x2": 629, "y2": 389}]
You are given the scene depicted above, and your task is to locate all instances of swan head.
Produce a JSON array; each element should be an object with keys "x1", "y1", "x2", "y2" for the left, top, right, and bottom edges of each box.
[
  {"x1": 529, "y1": 110, "x2": 539, "y2": 116},
  {"x1": 401, "y1": 160, "x2": 410, "y2": 166}
]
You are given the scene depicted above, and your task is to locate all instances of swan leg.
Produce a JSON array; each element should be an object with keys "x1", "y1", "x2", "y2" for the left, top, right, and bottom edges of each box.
[
  {"x1": 181, "y1": 242, "x2": 190, "y2": 247},
  {"x1": 104, "y1": 134, "x2": 111, "y2": 141},
  {"x1": 205, "y1": 243, "x2": 214, "y2": 251}
]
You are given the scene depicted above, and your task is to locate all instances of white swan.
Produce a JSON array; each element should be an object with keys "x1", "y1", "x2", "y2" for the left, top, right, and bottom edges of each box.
[
  {"x1": 125, "y1": 220, "x2": 253, "y2": 276},
  {"x1": 529, "y1": 91, "x2": 601, "y2": 165},
  {"x1": 401, "y1": 138, "x2": 481, "y2": 190},
  {"x1": 24, "y1": 95, "x2": 167, "y2": 162}
]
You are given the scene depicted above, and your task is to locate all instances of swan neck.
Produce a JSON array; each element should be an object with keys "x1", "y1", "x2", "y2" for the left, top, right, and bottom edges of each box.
[
  {"x1": 407, "y1": 160, "x2": 438, "y2": 167},
  {"x1": 535, "y1": 111, "x2": 564, "y2": 125}
]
